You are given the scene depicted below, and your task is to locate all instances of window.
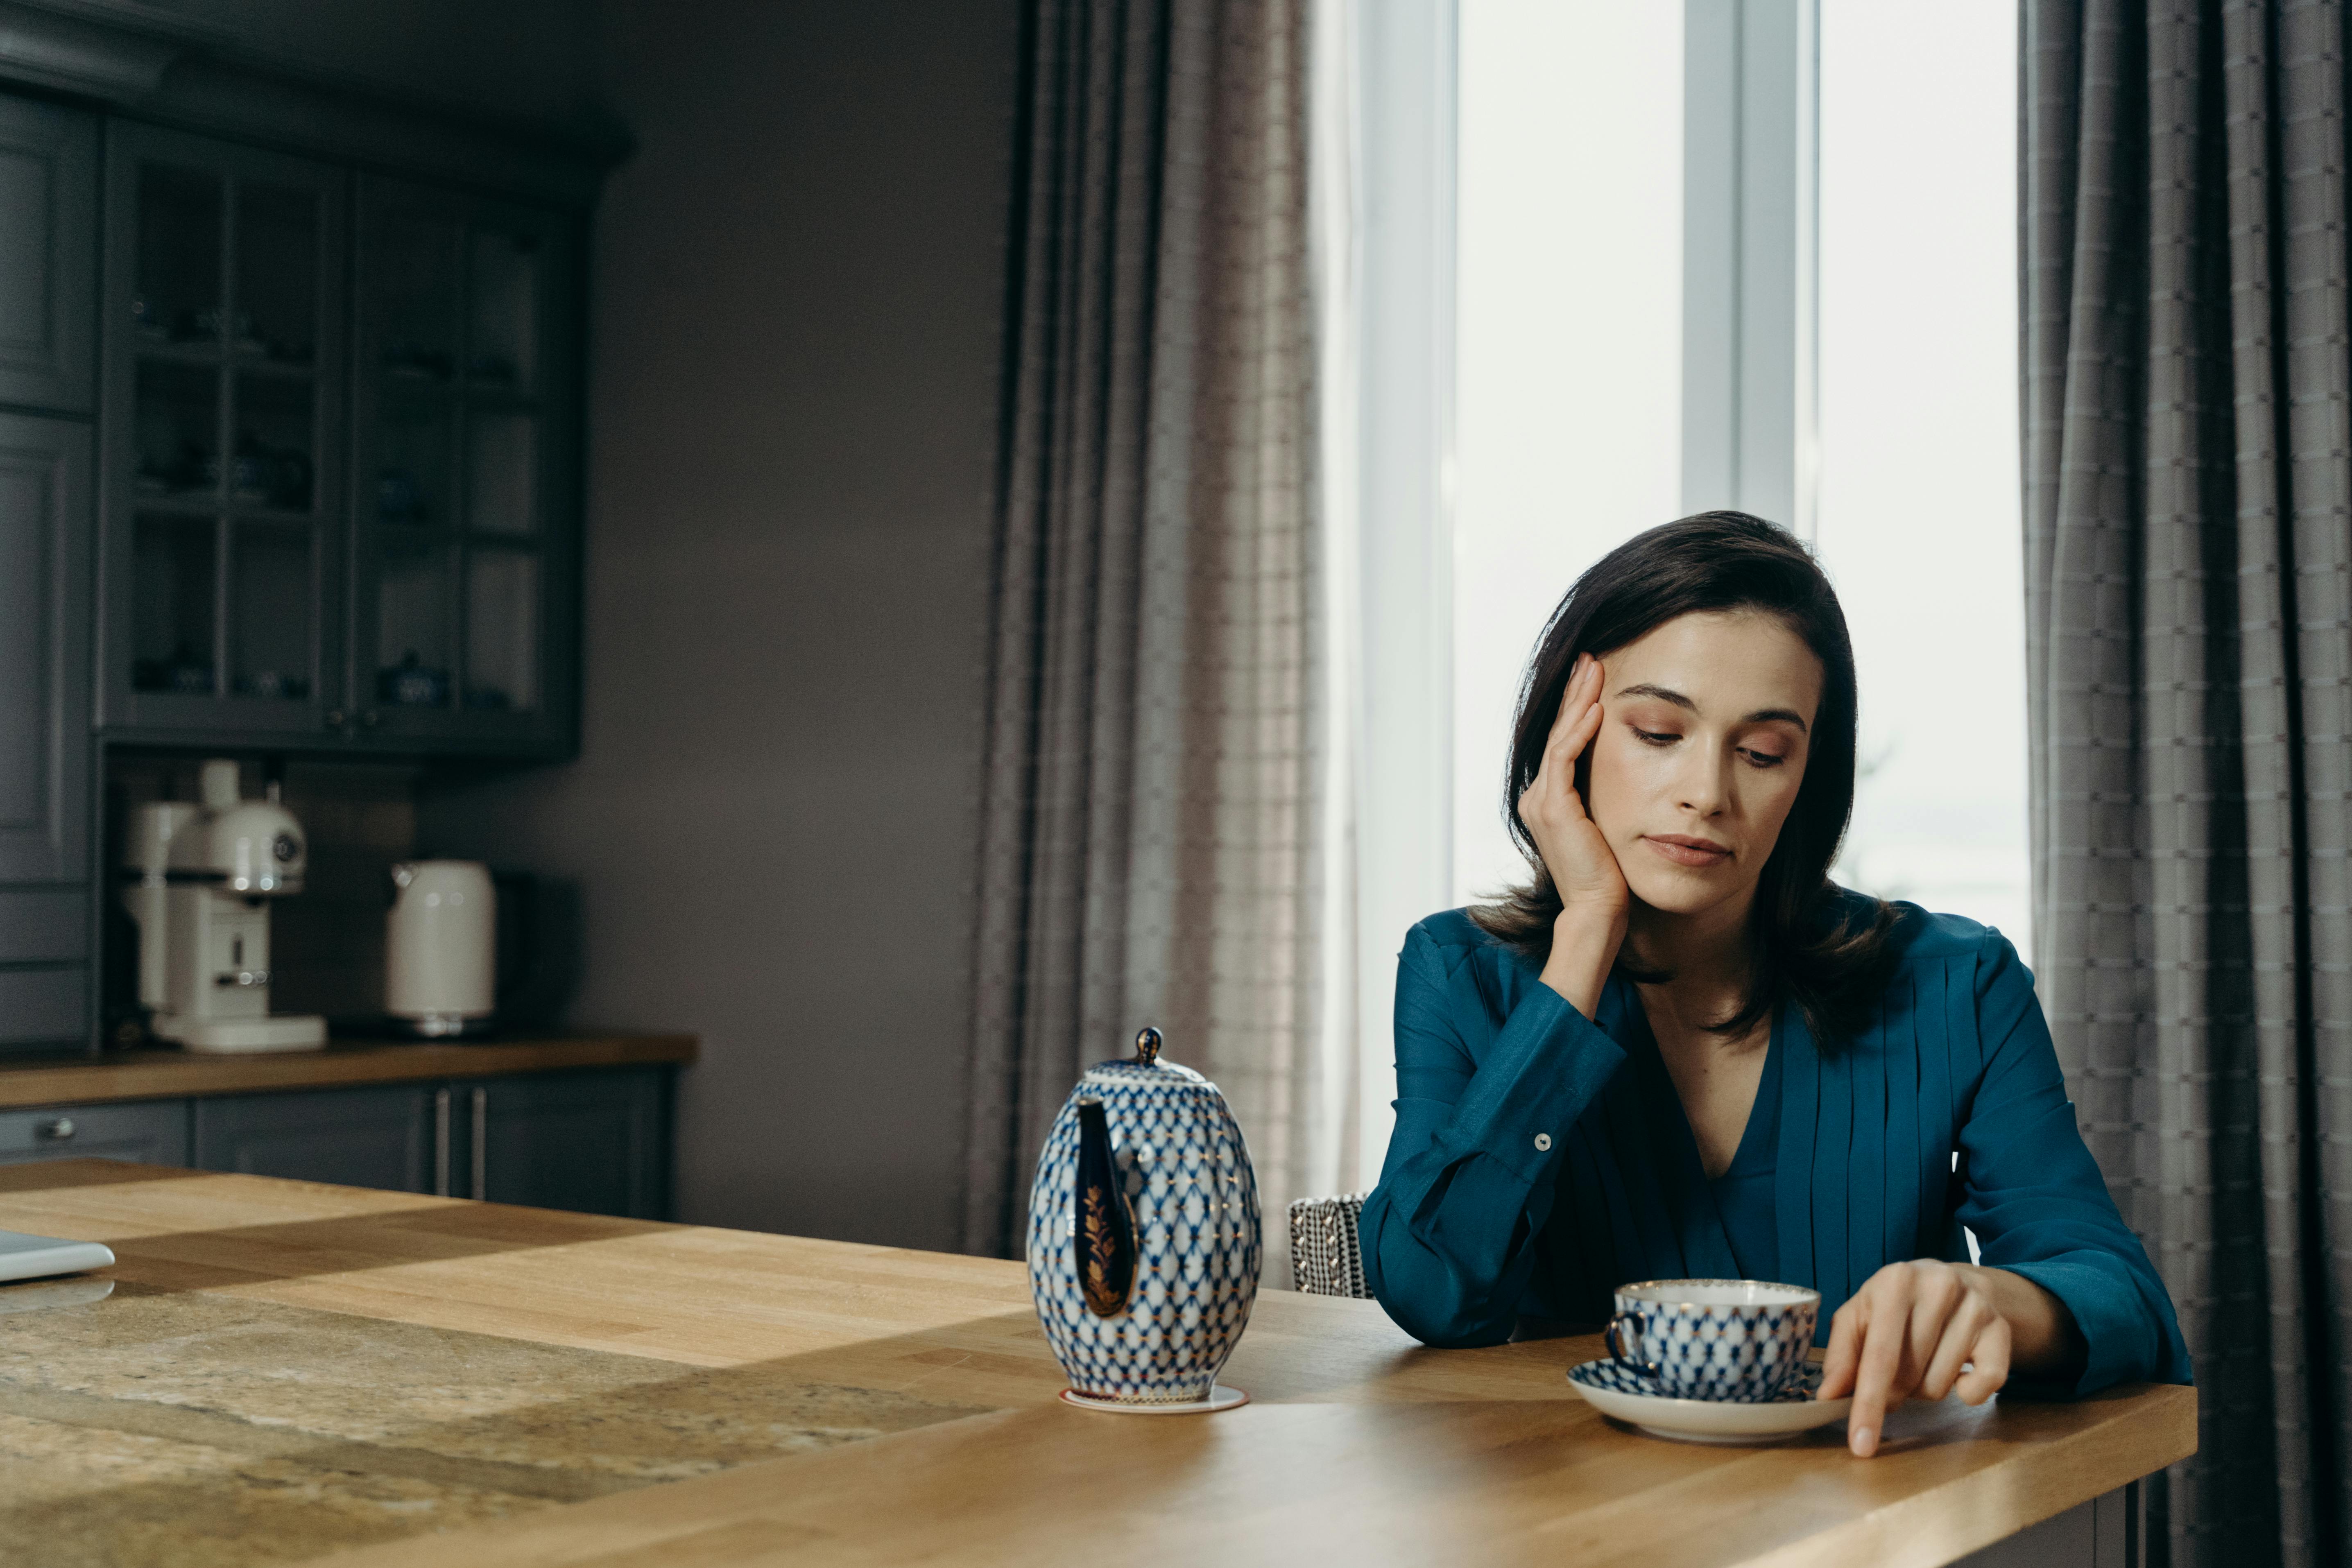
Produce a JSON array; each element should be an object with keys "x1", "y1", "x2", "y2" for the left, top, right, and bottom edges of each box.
[
  {"x1": 1448, "y1": 0, "x2": 2028, "y2": 944},
  {"x1": 1813, "y1": 1, "x2": 2028, "y2": 945}
]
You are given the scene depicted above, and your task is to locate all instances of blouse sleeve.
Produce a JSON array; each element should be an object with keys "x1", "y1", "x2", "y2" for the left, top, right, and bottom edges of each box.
[
  {"x1": 1359, "y1": 921, "x2": 1629, "y2": 1348},
  {"x1": 1956, "y1": 930, "x2": 2194, "y2": 1394}
]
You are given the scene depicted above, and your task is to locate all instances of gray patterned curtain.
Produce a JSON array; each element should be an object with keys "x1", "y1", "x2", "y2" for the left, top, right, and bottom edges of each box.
[
  {"x1": 962, "y1": 0, "x2": 1326, "y2": 1263},
  {"x1": 2022, "y1": 5, "x2": 2351, "y2": 1565}
]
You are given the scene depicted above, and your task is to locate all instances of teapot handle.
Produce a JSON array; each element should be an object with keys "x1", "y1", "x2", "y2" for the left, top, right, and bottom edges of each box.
[{"x1": 1074, "y1": 1099, "x2": 1136, "y2": 1317}]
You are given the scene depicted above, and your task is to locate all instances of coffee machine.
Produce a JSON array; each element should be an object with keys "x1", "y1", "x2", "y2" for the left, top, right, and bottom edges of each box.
[{"x1": 122, "y1": 759, "x2": 326, "y2": 1054}]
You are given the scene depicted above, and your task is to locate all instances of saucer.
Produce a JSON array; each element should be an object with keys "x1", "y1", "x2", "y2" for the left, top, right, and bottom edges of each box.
[
  {"x1": 1566, "y1": 1359, "x2": 1851, "y2": 1444},
  {"x1": 1059, "y1": 1385, "x2": 1249, "y2": 1415}
]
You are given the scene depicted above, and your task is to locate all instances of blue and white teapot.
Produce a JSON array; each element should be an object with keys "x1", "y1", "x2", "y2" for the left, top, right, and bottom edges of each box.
[{"x1": 1025, "y1": 1026, "x2": 1261, "y2": 1409}]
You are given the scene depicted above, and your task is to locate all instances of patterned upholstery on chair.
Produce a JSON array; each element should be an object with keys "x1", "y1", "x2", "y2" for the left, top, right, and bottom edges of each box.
[{"x1": 1288, "y1": 1193, "x2": 1371, "y2": 1299}]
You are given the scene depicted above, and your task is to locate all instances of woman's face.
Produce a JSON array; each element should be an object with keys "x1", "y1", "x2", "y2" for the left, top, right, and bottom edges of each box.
[{"x1": 1582, "y1": 610, "x2": 1824, "y2": 921}]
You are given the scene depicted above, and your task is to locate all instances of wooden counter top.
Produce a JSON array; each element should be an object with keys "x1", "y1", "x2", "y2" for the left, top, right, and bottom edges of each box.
[
  {"x1": 0, "y1": 1160, "x2": 2195, "y2": 1568},
  {"x1": 0, "y1": 1034, "x2": 697, "y2": 1109}
]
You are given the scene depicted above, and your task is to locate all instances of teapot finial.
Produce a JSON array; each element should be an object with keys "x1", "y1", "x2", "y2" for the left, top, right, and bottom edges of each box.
[{"x1": 1134, "y1": 1026, "x2": 1162, "y2": 1066}]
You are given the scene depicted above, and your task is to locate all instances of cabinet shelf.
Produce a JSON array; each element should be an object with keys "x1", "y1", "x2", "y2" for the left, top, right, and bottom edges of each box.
[{"x1": 136, "y1": 343, "x2": 316, "y2": 378}]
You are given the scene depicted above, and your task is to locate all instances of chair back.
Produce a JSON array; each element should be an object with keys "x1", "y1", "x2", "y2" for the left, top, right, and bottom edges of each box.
[{"x1": 1287, "y1": 1193, "x2": 1370, "y2": 1299}]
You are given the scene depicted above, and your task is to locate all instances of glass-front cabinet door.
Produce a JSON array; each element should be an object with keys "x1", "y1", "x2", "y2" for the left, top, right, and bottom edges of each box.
[
  {"x1": 351, "y1": 179, "x2": 576, "y2": 755},
  {"x1": 99, "y1": 126, "x2": 346, "y2": 739}
]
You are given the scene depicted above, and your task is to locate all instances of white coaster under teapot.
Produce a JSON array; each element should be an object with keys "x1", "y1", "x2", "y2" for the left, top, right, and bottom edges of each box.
[{"x1": 1567, "y1": 1358, "x2": 1852, "y2": 1444}]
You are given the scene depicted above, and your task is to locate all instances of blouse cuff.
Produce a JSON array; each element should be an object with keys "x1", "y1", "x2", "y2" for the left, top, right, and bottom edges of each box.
[{"x1": 1997, "y1": 1257, "x2": 2153, "y2": 1398}]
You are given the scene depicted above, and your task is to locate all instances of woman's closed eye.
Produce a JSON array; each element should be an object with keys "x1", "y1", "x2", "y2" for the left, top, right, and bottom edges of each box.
[{"x1": 1739, "y1": 746, "x2": 1788, "y2": 769}]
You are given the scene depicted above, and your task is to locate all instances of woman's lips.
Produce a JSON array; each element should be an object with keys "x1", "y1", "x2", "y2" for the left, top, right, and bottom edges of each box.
[{"x1": 1642, "y1": 834, "x2": 1734, "y2": 868}]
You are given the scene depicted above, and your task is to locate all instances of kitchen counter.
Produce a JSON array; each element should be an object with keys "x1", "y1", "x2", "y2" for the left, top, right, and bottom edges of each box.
[
  {"x1": 0, "y1": 1159, "x2": 2195, "y2": 1568},
  {"x1": 0, "y1": 1035, "x2": 697, "y2": 1110}
]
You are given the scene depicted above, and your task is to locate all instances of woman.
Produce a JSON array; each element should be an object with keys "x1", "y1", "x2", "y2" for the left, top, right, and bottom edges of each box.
[{"x1": 1359, "y1": 512, "x2": 2190, "y2": 1459}]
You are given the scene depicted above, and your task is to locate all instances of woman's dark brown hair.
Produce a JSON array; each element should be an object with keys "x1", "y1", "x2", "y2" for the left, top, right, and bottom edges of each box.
[{"x1": 1470, "y1": 510, "x2": 1899, "y2": 1044}]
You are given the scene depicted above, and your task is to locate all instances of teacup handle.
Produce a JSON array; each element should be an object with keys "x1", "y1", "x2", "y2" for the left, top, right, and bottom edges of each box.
[{"x1": 1603, "y1": 1313, "x2": 1659, "y2": 1379}]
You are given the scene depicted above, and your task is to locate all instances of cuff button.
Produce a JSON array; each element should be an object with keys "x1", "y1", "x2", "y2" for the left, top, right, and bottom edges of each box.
[{"x1": 1533, "y1": 1133, "x2": 1553, "y2": 1152}]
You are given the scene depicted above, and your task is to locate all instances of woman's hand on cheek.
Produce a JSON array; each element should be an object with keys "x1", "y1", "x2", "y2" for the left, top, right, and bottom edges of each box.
[
  {"x1": 1521, "y1": 653, "x2": 1628, "y2": 1016},
  {"x1": 1818, "y1": 1260, "x2": 2013, "y2": 1458}
]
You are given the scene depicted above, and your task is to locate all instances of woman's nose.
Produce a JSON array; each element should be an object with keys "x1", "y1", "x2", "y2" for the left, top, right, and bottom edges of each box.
[{"x1": 1675, "y1": 748, "x2": 1732, "y2": 816}]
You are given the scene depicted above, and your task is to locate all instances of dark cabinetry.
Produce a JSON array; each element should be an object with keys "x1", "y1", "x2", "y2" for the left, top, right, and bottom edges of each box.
[
  {"x1": 0, "y1": 92, "x2": 97, "y2": 1052},
  {"x1": 193, "y1": 1083, "x2": 434, "y2": 1192},
  {"x1": 460, "y1": 1069, "x2": 668, "y2": 1218},
  {"x1": 0, "y1": 95, "x2": 97, "y2": 414},
  {"x1": 0, "y1": 413, "x2": 93, "y2": 1051},
  {"x1": 349, "y1": 180, "x2": 578, "y2": 755},
  {"x1": 92, "y1": 122, "x2": 582, "y2": 758},
  {"x1": 97, "y1": 124, "x2": 346, "y2": 742},
  {"x1": 0, "y1": 1066, "x2": 675, "y2": 1220},
  {"x1": 0, "y1": 1099, "x2": 186, "y2": 1166}
]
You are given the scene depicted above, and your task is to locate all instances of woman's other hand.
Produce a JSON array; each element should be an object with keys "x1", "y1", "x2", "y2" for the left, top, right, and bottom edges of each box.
[
  {"x1": 1819, "y1": 1260, "x2": 2081, "y2": 1457},
  {"x1": 1520, "y1": 653, "x2": 1627, "y2": 1016}
]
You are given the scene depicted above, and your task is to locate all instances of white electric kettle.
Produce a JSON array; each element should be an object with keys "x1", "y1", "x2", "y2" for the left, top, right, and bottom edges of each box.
[{"x1": 386, "y1": 860, "x2": 495, "y2": 1036}]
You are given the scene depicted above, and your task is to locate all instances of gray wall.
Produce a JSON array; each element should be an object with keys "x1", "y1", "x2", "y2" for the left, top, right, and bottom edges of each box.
[{"x1": 416, "y1": 1, "x2": 1019, "y2": 1248}]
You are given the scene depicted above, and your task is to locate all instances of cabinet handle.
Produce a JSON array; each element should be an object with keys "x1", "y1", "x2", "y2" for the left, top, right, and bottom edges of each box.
[
  {"x1": 471, "y1": 1087, "x2": 487, "y2": 1201},
  {"x1": 433, "y1": 1089, "x2": 451, "y2": 1197},
  {"x1": 326, "y1": 708, "x2": 347, "y2": 728},
  {"x1": 361, "y1": 709, "x2": 381, "y2": 728},
  {"x1": 38, "y1": 1118, "x2": 75, "y2": 1142}
]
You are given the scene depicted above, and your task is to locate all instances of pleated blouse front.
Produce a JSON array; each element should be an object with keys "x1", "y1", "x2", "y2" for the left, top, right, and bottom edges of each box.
[{"x1": 1356, "y1": 898, "x2": 2193, "y2": 1397}]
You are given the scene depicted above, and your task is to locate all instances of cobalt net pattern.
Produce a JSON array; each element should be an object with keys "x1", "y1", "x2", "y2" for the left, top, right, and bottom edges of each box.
[{"x1": 1027, "y1": 1057, "x2": 1262, "y2": 1404}]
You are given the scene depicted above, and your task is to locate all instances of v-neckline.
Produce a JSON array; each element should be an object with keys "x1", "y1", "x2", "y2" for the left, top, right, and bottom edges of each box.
[
  {"x1": 1628, "y1": 998, "x2": 1779, "y2": 1183},
  {"x1": 1613, "y1": 989, "x2": 1781, "y2": 1281},
  {"x1": 1714, "y1": 1016, "x2": 1782, "y2": 1183}
]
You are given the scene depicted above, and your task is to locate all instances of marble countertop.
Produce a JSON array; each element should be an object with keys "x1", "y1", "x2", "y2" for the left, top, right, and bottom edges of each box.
[
  {"x1": 0, "y1": 1280, "x2": 985, "y2": 1567},
  {"x1": 0, "y1": 1159, "x2": 2195, "y2": 1568}
]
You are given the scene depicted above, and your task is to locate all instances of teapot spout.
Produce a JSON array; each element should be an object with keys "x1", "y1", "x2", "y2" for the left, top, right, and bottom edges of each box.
[{"x1": 1074, "y1": 1100, "x2": 1136, "y2": 1317}]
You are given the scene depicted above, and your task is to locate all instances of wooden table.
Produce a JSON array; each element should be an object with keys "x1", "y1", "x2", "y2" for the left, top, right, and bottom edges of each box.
[{"x1": 0, "y1": 1160, "x2": 2194, "y2": 1568}]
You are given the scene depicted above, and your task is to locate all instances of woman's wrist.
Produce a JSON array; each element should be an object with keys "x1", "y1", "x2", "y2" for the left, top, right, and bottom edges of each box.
[
  {"x1": 1540, "y1": 902, "x2": 1625, "y2": 1020},
  {"x1": 1967, "y1": 1263, "x2": 2085, "y2": 1380}
]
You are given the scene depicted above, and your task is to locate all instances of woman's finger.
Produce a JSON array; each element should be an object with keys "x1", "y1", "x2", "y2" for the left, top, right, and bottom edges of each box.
[
  {"x1": 1818, "y1": 1301, "x2": 1863, "y2": 1401},
  {"x1": 1561, "y1": 663, "x2": 1607, "y2": 756},
  {"x1": 1542, "y1": 658, "x2": 1594, "y2": 769},
  {"x1": 1543, "y1": 654, "x2": 1590, "y2": 745},
  {"x1": 1954, "y1": 1314, "x2": 2012, "y2": 1405},
  {"x1": 1847, "y1": 1272, "x2": 1917, "y2": 1457},
  {"x1": 1919, "y1": 1289, "x2": 1989, "y2": 1401},
  {"x1": 1907, "y1": 1267, "x2": 1962, "y2": 1378}
]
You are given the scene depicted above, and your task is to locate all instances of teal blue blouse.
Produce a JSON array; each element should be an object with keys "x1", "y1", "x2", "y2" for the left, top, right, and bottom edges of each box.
[{"x1": 1359, "y1": 898, "x2": 2193, "y2": 1396}]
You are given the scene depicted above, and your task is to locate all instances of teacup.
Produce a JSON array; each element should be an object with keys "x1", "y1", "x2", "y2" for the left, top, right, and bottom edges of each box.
[{"x1": 1603, "y1": 1278, "x2": 1819, "y2": 1402}]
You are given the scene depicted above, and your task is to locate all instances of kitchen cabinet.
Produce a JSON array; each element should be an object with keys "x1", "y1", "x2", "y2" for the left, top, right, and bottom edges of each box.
[
  {"x1": 348, "y1": 179, "x2": 579, "y2": 756},
  {"x1": 0, "y1": 412, "x2": 94, "y2": 1050},
  {"x1": 91, "y1": 120, "x2": 582, "y2": 758},
  {"x1": 0, "y1": 95, "x2": 97, "y2": 415},
  {"x1": 193, "y1": 1083, "x2": 435, "y2": 1193},
  {"x1": 183, "y1": 1065, "x2": 673, "y2": 1217},
  {"x1": 0, "y1": 1098, "x2": 186, "y2": 1166},
  {"x1": 96, "y1": 123, "x2": 348, "y2": 744},
  {"x1": 453, "y1": 1068, "x2": 670, "y2": 1219}
]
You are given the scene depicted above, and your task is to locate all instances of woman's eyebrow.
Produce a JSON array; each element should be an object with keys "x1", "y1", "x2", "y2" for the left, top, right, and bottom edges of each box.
[
  {"x1": 1614, "y1": 681, "x2": 1696, "y2": 710},
  {"x1": 1613, "y1": 682, "x2": 1810, "y2": 733}
]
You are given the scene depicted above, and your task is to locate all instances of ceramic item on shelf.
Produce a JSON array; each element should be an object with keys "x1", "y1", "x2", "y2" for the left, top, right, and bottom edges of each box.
[
  {"x1": 1566, "y1": 1359, "x2": 1850, "y2": 1445},
  {"x1": 378, "y1": 652, "x2": 449, "y2": 707},
  {"x1": 1603, "y1": 1278, "x2": 1819, "y2": 1402},
  {"x1": 377, "y1": 468, "x2": 427, "y2": 523},
  {"x1": 1026, "y1": 1026, "x2": 1261, "y2": 1412}
]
